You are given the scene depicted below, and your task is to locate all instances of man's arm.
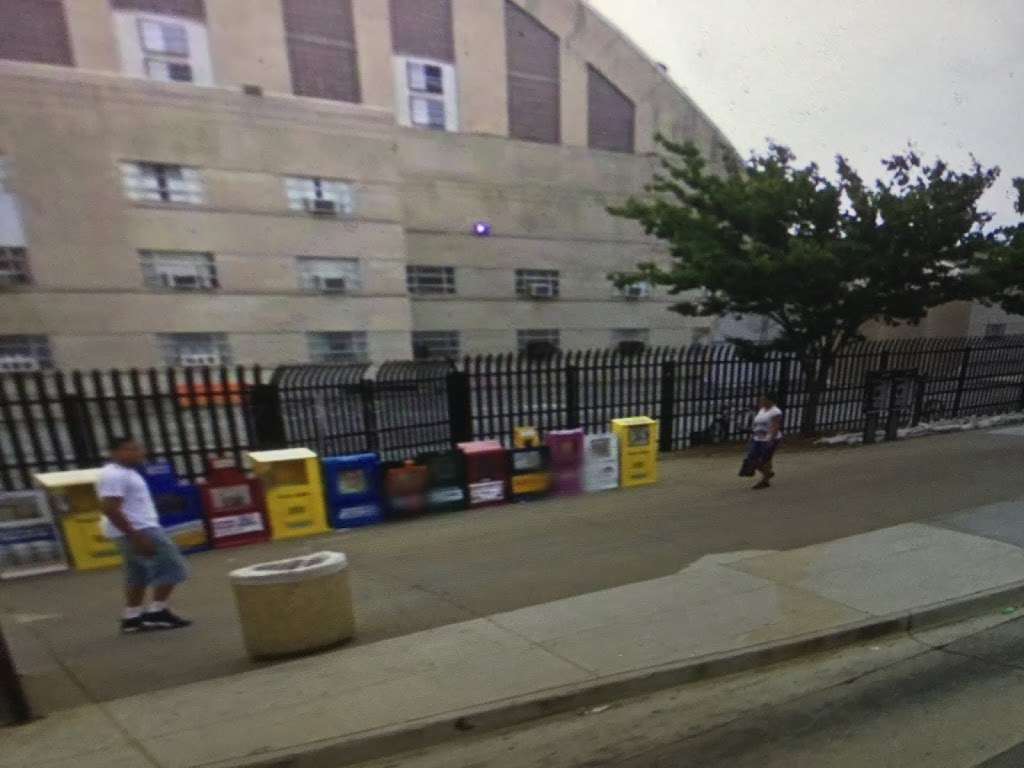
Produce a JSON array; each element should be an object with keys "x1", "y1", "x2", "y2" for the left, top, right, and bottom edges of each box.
[{"x1": 101, "y1": 497, "x2": 156, "y2": 556}]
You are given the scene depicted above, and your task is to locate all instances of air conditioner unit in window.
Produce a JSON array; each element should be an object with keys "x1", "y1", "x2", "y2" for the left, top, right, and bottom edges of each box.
[
  {"x1": 0, "y1": 357, "x2": 41, "y2": 373},
  {"x1": 304, "y1": 198, "x2": 338, "y2": 215},
  {"x1": 169, "y1": 274, "x2": 200, "y2": 289},
  {"x1": 319, "y1": 277, "x2": 348, "y2": 293},
  {"x1": 623, "y1": 284, "x2": 650, "y2": 300},
  {"x1": 529, "y1": 283, "x2": 555, "y2": 299},
  {"x1": 179, "y1": 353, "x2": 220, "y2": 368}
]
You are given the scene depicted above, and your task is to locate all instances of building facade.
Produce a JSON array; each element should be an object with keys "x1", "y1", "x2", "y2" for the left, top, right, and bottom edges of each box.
[{"x1": 0, "y1": 0, "x2": 735, "y2": 370}]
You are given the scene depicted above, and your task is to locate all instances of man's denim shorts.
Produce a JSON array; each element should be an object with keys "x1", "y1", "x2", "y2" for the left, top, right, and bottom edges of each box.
[{"x1": 114, "y1": 527, "x2": 190, "y2": 588}]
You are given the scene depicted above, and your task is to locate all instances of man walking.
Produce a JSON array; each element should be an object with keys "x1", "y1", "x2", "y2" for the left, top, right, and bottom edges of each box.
[{"x1": 97, "y1": 437, "x2": 192, "y2": 634}]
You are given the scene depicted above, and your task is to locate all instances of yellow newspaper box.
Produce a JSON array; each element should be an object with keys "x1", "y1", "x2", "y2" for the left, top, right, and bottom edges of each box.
[
  {"x1": 611, "y1": 417, "x2": 659, "y2": 487},
  {"x1": 248, "y1": 448, "x2": 329, "y2": 541},
  {"x1": 34, "y1": 469, "x2": 122, "y2": 571},
  {"x1": 513, "y1": 426, "x2": 541, "y2": 448}
]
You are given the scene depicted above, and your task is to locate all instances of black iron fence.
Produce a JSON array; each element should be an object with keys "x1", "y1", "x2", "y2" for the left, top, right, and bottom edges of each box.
[{"x1": 2, "y1": 335, "x2": 1024, "y2": 491}]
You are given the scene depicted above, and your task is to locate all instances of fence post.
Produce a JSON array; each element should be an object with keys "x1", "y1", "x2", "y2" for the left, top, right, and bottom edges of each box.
[
  {"x1": 776, "y1": 356, "x2": 791, "y2": 410},
  {"x1": 952, "y1": 347, "x2": 972, "y2": 417},
  {"x1": 446, "y1": 370, "x2": 473, "y2": 445},
  {"x1": 565, "y1": 364, "x2": 580, "y2": 428},
  {"x1": 359, "y1": 379, "x2": 379, "y2": 454},
  {"x1": 248, "y1": 383, "x2": 287, "y2": 450},
  {"x1": 658, "y1": 361, "x2": 676, "y2": 452},
  {"x1": 0, "y1": 622, "x2": 30, "y2": 725},
  {"x1": 60, "y1": 393, "x2": 100, "y2": 466}
]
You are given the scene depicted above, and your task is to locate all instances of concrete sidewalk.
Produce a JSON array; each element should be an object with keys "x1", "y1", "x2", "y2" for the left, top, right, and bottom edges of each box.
[
  {"x1": 4, "y1": 428, "x2": 1024, "y2": 712},
  {"x1": 5, "y1": 501, "x2": 1024, "y2": 768}
]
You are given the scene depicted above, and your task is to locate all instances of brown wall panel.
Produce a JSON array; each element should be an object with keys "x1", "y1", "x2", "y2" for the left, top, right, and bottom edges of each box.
[
  {"x1": 505, "y1": 2, "x2": 560, "y2": 144},
  {"x1": 390, "y1": 0, "x2": 454, "y2": 62},
  {"x1": 282, "y1": 0, "x2": 361, "y2": 103},
  {"x1": 110, "y1": 0, "x2": 206, "y2": 20},
  {"x1": 0, "y1": 0, "x2": 74, "y2": 66},
  {"x1": 588, "y1": 65, "x2": 635, "y2": 153}
]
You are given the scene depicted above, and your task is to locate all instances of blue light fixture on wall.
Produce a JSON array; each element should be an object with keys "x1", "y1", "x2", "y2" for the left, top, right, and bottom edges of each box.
[{"x1": 472, "y1": 221, "x2": 492, "y2": 237}]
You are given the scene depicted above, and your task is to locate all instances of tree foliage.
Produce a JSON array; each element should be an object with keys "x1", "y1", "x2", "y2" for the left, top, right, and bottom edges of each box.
[
  {"x1": 609, "y1": 136, "x2": 1004, "y2": 432},
  {"x1": 974, "y1": 179, "x2": 1024, "y2": 315}
]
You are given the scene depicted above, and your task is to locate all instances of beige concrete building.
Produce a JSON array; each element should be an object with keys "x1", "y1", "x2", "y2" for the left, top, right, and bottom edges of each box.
[{"x1": 0, "y1": 0, "x2": 735, "y2": 370}]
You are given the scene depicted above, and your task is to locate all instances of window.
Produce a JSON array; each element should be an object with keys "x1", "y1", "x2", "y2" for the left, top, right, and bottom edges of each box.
[
  {"x1": 158, "y1": 333, "x2": 231, "y2": 367},
  {"x1": 111, "y1": 4, "x2": 213, "y2": 86},
  {"x1": 394, "y1": 57, "x2": 458, "y2": 131},
  {"x1": 406, "y1": 265, "x2": 456, "y2": 296},
  {"x1": 140, "y1": 251, "x2": 217, "y2": 291},
  {"x1": 612, "y1": 329, "x2": 650, "y2": 346},
  {"x1": 515, "y1": 269, "x2": 560, "y2": 299},
  {"x1": 0, "y1": 248, "x2": 30, "y2": 287},
  {"x1": 617, "y1": 281, "x2": 652, "y2": 300},
  {"x1": 517, "y1": 329, "x2": 560, "y2": 353},
  {"x1": 413, "y1": 331, "x2": 459, "y2": 360},
  {"x1": 308, "y1": 332, "x2": 369, "y2": 364},
  {"x1": 284, "y1": 177, "x2": 354, "y2": 216},
  {"x1": 0, "y1": 336, "x2": 52, "y2": 372},
  {"x1": 297, "y1": 257, "x2": 361, "y2": 294},
  {"x1": 120, "y1": 162, "x2": 204, "y2": 205},
  {"x1": 985, "y1": 323, "x2": 1008, "y2": 338}
]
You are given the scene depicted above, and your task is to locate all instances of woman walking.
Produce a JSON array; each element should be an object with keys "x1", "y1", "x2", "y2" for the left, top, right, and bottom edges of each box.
[{"x1": 741, "y1": 394, "x2": 783, "y2": 490}]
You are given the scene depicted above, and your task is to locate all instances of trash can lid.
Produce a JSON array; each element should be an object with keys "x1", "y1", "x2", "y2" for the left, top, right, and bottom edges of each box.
[{"x1": 230, "y1": 551, "x2": 348, "y2": 585}]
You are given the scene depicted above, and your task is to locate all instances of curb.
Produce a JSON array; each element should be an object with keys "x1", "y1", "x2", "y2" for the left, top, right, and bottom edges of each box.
[{"x1": 202, "y1": 578, "x2": 1024, "y2": 768}]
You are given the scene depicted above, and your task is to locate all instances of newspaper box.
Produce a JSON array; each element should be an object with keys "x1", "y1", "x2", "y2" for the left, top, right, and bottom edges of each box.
[
  {"x1": 583, "y1": 433, "x2": 620, "y2": 492},
  {"x1": 382, "y1": 460, "x2": 429, "y2": 519},
  {"x1": 199, "y1": 457, "x2": 269, "y2": 549},
  {"x1": 142, "y1": 461, "x2": 208, "y2": 554},
  {"x1": 249, "y1": 448, "x2": 330, "y2": 540},
  {"x1": 513, "y1": 425, "x2": 541, "y2": 448},
  {"x1": 418, "y1": 450, "x2": 468, "y2": 513},
  {"x1": 508, "y1": 447, "x2": 552, "y2": 502},
  {"x1": 0, "y1": 491, "x2": 68, "y2": 579},
  {"x1": 322, "y1": 453, "x2": 383, "y2": 528},
  {"x1": 34, "y1": 469, "x2": 121, "y2": 571},
  {"x1": 545, "y1": 429, "x2": 585, "y2": 496},
  {"x1": 611, "y1": 416, "x2": 659, "y2": 487},
  {"x1": 457, "y1": 441, "x2": 509, "y2": 508}
]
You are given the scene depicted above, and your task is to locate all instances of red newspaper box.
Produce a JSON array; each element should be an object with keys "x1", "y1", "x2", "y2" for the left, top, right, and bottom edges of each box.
[
  {"x1": 457, "y1": 441, "x2": 509, "y2": 508},
  {"x1": 199, "y1": 457, "x2": 269, "y2": 549}
]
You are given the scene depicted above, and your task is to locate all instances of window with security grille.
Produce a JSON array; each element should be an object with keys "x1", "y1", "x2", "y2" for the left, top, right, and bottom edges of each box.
[
  {"x1": 517, "y1": 329, "x2": 560, "y2": 352},
  {"x1": 515, "y1": 269, "x2": 560, "y2": 299},
  {"x1": 157, "y1": 333, "x2": 231, "y2": 367},
  {"x1": 0, "y1": 247, "x2": 30, "y2": 287},
  {"x1": 406, "y1": 265, "x2": 456, "y2": 296},
  {"x1": 120, "y1": 162, "x2": 204, "y2": 204},
  {"x1": 297, "y1": 257, "x2": 361, "y2": 293},
  {"x1": 308, "y1": 331, "x2": 369, "y2": 364},
  {"x1": 611, "y1": 329, "x2": 650, "y2": 346},
  {"x1": 0, "y1": 335, "x2": 53, "y2": 372},
  {"x1": 284, "y1": 176, "x2": 355, "y2": 216},
  {"x1": 413, "y1": 331, "x2": 459, "y2": 360},
  {"x1": 617, "y1": 280, "x2": 652, "y2": 300},
  {"x1": 141, "y1": 251, "x2": 217, "y2": 291}
]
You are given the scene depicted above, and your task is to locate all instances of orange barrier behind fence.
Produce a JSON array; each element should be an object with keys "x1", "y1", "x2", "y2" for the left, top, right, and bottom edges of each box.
[{"x1": 176, "y1": 382, "x2": 246, "y2": 408}]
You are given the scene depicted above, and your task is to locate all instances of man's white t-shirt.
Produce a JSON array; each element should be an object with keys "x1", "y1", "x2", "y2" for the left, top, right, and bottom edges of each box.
[
  {"x1": 751, "y1": 406, "x2": 783, "y2": 442},
  {"x1": 96, "y1": 463, "x2": 160, "y2": 539}
]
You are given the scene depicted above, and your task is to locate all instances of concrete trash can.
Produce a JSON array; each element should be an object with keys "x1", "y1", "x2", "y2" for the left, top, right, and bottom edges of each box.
[{"x1": 230, "y1": 551, "x2": 354, "y2": 659}]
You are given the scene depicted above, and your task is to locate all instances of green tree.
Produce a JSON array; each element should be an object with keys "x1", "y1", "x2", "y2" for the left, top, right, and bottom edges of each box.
[
  {"x1": 609, "y1": 136, "x2": 1002, "y2": 434},
  {"x1": 974, "y1": 179, "x2": 1024, "y2": 316}
]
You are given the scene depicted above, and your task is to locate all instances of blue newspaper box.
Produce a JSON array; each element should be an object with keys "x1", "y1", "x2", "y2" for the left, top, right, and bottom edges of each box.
[
  {"x1": 142, "y1": 461, "x2": 209, "y2": 554},
  {"x1": 322, "y1": 453, "x2": 384, "y2": 528}
]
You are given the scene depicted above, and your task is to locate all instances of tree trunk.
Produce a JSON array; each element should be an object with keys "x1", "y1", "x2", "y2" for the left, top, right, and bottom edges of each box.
[{"x1": 799, "y1": 353, "x2": 834, "y2": 437}]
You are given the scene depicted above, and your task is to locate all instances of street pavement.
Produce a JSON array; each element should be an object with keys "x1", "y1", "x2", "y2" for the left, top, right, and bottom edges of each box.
[
  {"x1": 355, "y1": 613, "x2": 1024, "y2": 768},
  {"x1": 3, "y1": 429, "x2": 1024, "y2": 710}
]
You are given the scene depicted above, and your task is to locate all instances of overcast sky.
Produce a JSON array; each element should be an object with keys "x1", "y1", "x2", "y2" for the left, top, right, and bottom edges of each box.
[{"x1": 590, "y1": 0, "x2": 1023, "y2": 223}]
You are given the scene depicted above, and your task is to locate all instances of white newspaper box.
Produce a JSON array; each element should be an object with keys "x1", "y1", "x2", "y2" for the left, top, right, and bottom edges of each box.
[{"x1": 583, "y1": 433, "x2": 620, "y2": 493}]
